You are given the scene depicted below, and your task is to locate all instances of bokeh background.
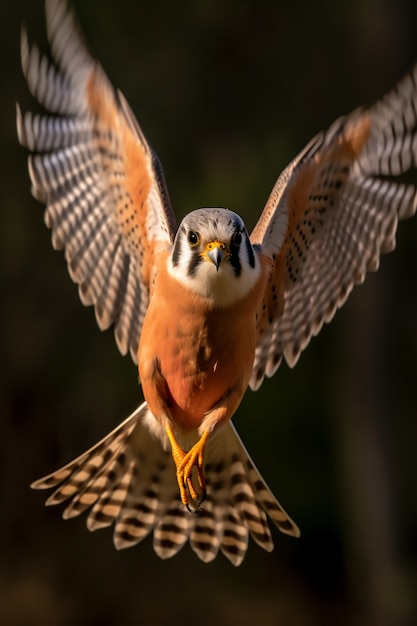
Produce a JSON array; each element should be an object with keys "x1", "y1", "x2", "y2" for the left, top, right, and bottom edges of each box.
[{"x1": 2, "y1": 0, "x2": 416, "y2": 625}]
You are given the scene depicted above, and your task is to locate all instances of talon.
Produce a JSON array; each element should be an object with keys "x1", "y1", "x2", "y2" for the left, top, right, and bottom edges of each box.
[
  {"x1": 186, "y1": 502, "x2": 202, "y2": 515},
  {"x1": 183, "y1": 470, "x2": 200, "y2": 503},
  {"x1": 197, "y1": 486, "x2": 207, "y2": 506},
  {"x1": 166, "y1": 425, "x2": 209, "y2": 510}
]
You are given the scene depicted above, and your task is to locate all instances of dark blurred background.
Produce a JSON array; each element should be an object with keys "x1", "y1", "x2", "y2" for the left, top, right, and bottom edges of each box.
[{"x1": 2, "y1": 1, "x2": 416, "y2": 625}]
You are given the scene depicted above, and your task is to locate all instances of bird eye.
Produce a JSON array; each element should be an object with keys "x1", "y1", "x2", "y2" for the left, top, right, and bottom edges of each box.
[
  {"x1": 232, "y1": 231, "x2": 242, "y2": 246},
  {"x1": 187, "y1": 231, "x2": 200, "y2": 247}
]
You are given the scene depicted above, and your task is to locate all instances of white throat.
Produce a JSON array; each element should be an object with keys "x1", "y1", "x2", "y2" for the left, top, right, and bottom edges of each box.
[{"x1": 168, "y1": 250, "x2": 261, "y2": 307}]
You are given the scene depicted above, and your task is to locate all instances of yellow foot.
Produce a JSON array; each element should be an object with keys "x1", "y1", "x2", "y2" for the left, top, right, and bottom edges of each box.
[{"x1": 166, "y1": 426, "x2": 209, "y2": 512}]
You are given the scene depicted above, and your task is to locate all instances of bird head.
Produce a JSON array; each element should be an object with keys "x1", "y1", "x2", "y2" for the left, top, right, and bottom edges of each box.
[{"x1": 168, "y1": 208, "x2": 260, "y2": 306}]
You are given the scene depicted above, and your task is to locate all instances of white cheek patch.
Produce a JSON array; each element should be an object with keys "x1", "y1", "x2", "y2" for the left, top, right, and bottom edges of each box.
[{"x1": 168, "y1": 242, "x2": 261, "y2": 307}]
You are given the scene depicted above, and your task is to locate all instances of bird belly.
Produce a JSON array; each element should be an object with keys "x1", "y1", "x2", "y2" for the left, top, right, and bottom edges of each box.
[
  {"x1": 139, "y1": 302, "x2": 256, "y2": 434},
  {"x1": 162, "y1": 327, "x2": 241, "y2": 431},
  {"x1": 138, "y1": 251, "x2": 269, "y2": 436}
]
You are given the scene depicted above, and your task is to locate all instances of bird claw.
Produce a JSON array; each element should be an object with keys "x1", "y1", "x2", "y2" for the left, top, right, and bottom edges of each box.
[
  {"x1": 182, "y1": 470, "x2": 207, "y2": 513},
  {"x1": 166, "y1": 425, "x2": 209, "y2": 512}
]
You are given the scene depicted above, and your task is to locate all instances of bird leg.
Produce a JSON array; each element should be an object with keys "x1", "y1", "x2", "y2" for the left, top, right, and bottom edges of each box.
[{"x1": 166, "y1": 425, "x2": 209, "y2": 512}]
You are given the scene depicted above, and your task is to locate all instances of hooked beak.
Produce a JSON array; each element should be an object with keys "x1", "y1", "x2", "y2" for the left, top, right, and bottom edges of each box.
[
  {"x1": 202, "y1": 240, "x2": 228, "y2": 271},
  {"x1": 207, "y1": 247, "x2": 224, "y2": 271}
]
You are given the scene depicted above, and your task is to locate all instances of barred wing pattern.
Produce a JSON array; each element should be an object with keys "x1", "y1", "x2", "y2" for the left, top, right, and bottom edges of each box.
[
  {"x1": 32, "y1": 402, "x2": 299, "y2": 566},
  {"x1": 250, "y1": 67, "x2": 417, "y2": 390},
  {"x1": 17, "y1": 0, "x2": 177, "y2": 362}
]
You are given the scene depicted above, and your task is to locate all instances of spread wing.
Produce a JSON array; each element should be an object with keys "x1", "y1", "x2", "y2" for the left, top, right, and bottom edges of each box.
[
  {"x1": 250, "y1": 66, "x2": 417, "y2": 390},
  {"x1": 17, "y1": 0, "x2": 177, "y2": 363}
]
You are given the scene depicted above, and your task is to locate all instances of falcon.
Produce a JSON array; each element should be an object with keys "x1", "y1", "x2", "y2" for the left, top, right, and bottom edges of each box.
[{"x1": 17, "y1": 0, "x2": 417, "y2": 565}]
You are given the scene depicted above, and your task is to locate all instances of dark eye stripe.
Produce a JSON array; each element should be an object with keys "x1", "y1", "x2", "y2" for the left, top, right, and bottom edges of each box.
[
  {"x1": 171, "y1": 226, "x2": 185, "y2": 267},
  {"x1": 245, "y1": 234, "x2": 255, "y2": 268},
  {"x1": 229, "y1": 251, "x2": 241, "y2": 277},
  {"x1": 187, "y1": 251, "x2": 203, "y2": 277},
  {"x1": 229, "y1": 230, "x2": 255, "y2": 276},
  {"x1": 229, "y1": 233, "x2": 242, "y2": 277}
]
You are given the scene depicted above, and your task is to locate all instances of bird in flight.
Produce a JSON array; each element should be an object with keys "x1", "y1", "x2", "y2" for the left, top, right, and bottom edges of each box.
[{"x1": 17, "y1": 0, "x2": 416, "y2": 565}]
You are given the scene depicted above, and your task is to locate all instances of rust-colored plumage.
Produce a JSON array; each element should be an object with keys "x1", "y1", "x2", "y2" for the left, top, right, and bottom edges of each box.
[
  {"x1": 139, "y1": 250, "x2": 269, "y2": 435},
  {"x1": 18, "y1": 0, "x2": 416, "y2": 564}
]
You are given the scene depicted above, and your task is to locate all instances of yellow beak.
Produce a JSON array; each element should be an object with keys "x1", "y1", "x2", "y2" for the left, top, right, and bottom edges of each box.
[{"x1": 201, "y1": 240, "x2": 228, "y2": 271}]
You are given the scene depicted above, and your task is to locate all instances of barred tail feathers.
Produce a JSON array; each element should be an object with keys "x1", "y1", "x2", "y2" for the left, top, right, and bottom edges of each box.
[{"x1": 31, "y1": 404, "x2": 299, "y2": 565}]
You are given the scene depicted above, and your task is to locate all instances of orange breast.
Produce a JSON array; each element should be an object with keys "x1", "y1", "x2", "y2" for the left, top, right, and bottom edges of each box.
[{"x1": 138, "y1": 252, "x2": 269, "y2": 433}]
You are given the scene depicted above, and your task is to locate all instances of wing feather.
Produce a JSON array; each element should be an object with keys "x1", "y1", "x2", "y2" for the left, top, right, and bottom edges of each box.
[
  {"x1": 17, "y1": 0, "x2": 177, "y2": 363},
  {"x1": 250, "y1": 66, "x2": 417, "y2": 389}
]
